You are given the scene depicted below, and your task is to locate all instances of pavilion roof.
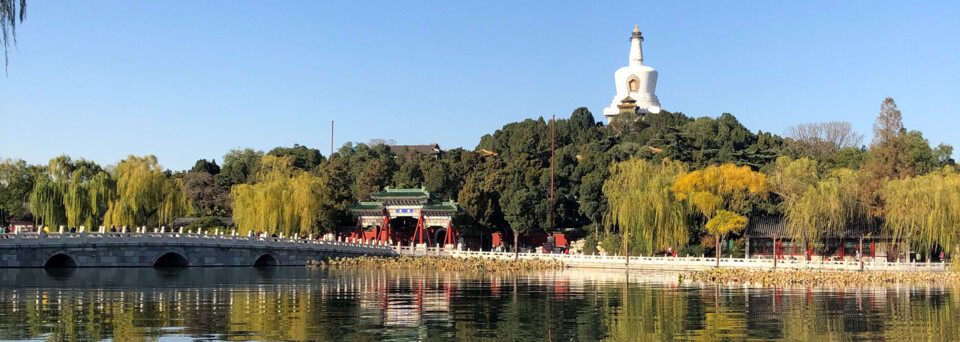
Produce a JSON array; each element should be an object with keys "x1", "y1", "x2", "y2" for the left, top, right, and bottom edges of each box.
[
  {"x1": 348, "y1": 202, "x2": 384, "y2": 212},
  {"x1": 745, "y1": 217, "x2": 892, "y2": 239},
  {"x1": 421, "y1": 201, "x2": 459, "y2": 212}
]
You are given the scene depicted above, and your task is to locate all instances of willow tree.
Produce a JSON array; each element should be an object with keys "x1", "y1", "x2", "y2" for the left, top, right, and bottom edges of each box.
[
  {"x1": 603, "y1": 158, "x2": 689, "y2": 255},
  {"x1": 104, "y1": 155, "x2": 187, "y2": 228},
  {"x1": 672, "y1": 163, "x2": 767, "y2": 265},
  {"x1": 883, "y1": 167, "x2": 960, "y2": 255},
  {"x1": 1, "y1": 0, "x2": 26, "y2": 74},
  {"x1": 231, "y1": 155, "x2": 324, "y2": 236},
  {"x1": 771, "y1": 156, "x2": 862, "y2": 258},
  {"x1": 29, "y1": 155, "x2": 115, "y2": 229}
]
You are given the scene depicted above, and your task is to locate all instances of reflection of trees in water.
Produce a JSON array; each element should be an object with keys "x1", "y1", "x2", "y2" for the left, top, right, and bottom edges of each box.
[{"x1": 1, "y1": 271, "x2": 960, "y2": 340}]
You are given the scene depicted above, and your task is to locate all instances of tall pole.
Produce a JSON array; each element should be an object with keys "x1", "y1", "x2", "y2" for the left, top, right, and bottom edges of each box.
[
  {"x1": 330, "y1": 120, "x2": 335, "y2": 164},
  {"x1": 550, "y1": 114, "x2": 555, "y2": 233}
]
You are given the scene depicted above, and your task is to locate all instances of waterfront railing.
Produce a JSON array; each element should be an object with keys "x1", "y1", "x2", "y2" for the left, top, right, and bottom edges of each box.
[{"x1": 395, "y1": 246, "x2": 949, "y2": 272}]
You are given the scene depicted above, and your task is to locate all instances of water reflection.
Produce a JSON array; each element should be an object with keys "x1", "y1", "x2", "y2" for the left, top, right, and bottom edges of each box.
[{"x1": 0, "y1": 267, "x2": 958, "y2": 341}]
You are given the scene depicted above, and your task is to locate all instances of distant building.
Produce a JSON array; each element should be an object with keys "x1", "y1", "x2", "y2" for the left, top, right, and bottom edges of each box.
[
  {"x1": 388, "y1": 143, "x2": 444, "y2": 158},
  {"x1": 602, "y1": 25, "x2": 662, "y2": 123}
]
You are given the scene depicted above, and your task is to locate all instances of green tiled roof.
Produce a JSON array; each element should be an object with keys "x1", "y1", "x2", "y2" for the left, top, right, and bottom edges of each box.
[
  {"x1": 370, "y1": 188, "x2": 431, "y2": 199},
  {"x1": 348, "y1": 202, "x2": 384, "y2": 212},
  {"x1": 421, "y1": 201, "x2": 459, "y2": 212}
]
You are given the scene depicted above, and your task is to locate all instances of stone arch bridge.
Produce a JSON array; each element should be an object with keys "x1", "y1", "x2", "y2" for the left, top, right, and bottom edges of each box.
[{"x1": 0, "y1": 232, "x2": 397, "y2": 268}]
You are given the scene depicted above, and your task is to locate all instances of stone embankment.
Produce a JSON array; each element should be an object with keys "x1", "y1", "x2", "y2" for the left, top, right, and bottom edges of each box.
[
  {"x1": 309, "y1": 255, "x2": 565, "y2": 272},
  {"x1": 687, "y1": 268, "x2": 960, "y2": 286}
]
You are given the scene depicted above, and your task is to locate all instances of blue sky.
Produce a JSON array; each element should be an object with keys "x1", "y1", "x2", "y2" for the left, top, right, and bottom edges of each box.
[{"x1": 1, "y1": 1, "x2": 958, "y2": 171}]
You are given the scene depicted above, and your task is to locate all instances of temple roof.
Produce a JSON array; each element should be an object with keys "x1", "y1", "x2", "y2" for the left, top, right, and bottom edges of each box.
[
  {"x1": 349, "y1": 188, "x2": 459, "y2": 214},
  {"x1": 370, "y1": 188, "x2": 431, "y2": 200}
]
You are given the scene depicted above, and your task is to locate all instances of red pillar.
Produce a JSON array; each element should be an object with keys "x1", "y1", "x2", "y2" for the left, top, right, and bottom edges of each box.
[{"x1": 414, "y1": 212, "x2": 425, "y2": 245}]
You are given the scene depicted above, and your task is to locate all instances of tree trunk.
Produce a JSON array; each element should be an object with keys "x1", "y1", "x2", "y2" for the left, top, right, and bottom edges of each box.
[
  {"x1": 774, "y1": 237, "x2": 778, "y2": 269},
  {"x1": 715, "y1": 236, "x2": 721, "y2": 267},
  {"x1": 514, "y1": 230, "x2": 519, "y2": 260}
]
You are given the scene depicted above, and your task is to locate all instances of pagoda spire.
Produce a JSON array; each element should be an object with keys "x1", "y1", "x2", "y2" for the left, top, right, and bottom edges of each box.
[{"x1": 629, "y1": 25, "x2": 644, "y2": 66}]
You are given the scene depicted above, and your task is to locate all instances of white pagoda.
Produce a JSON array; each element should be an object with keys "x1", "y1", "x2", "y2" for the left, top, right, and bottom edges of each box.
[{"x1": 602, "y1": 25, "x2": 662, "y2": 123}]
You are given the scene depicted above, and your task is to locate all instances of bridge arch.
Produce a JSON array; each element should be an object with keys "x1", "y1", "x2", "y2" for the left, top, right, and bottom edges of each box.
[
  {"x1": 44, "y1": 252, "x2": 78, "y2": 268},
  {"x1": 152, "y1": 250, "x2": 190, "y2": 268},
  {"x1": 254, "y1": 253, "x2": 279, "y2": 267}
]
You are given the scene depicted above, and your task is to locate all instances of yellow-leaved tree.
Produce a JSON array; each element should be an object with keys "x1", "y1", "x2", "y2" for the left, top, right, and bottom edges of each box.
[
  {"x1": 231, "y1": 155, "x2": 324, "y2": 237},
  {"x1": 105, "y1": 155, "x2": 188, "y2": 229},
  {"x1": 603, "y1": 158, "x2": 689, "y2": 256},
  {"x1": 672, "y1": 163, "x2": 767, "y2": 266}
]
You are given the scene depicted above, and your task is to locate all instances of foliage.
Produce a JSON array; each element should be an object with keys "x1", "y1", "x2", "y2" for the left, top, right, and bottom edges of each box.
[
  {"x1": 581, "y1": 233, "x2": 599, "y2": 255},
  {"x1": 0, "y1": 158, "x2": 37, "y2": 223},
  {"x1": 29, "y1": 155, "x2": 114, "y2": 229},
  {"x1": 603, "y1": 158, "x2": 690, "y2": 255},
  {"x1": 861, "y1": 97, "x2": 913, "y2": 216},
  {"x1": 214, "y1": 148, "x2": 263, "y2": 188},
  {"x1": 183, "y1": 216, "x2": 230, "y2": 232},
  {"x1": 104, "y1": 155, "x2": 187, "y2": 228},
  {"x1": 354, "y1": 159, "x2": 390, "y2": 201},
  {"x1": 231, "y1": 155, "x2": 325, "y2": 236},
  {"x1": 672, "y1": 163, "x2": 768, "y2": 219},
  {"x1": 704, "y1": 210, "x2": 748, "y2": 239},
  {"x1": 315, "y1": 161, "x2": 354, "y2": 229},
  {"x1": 771, "y1": 157, "x2": 863, "y2": 247},
  {"x1": 673, "y1": 163, "x2": 767, "y2": 264},
  {"x1": 599, "y1": 233, "x2": 622, "y2": 256},
  {"x1": 883, "y1": 167, "x2": 960, "y2": 252},
  {"x1": 267, "y1": 144, "x2": 325, "y2": 172},
  {"x1": 0, "y1": 0, "x2": 25, "y2": 74},
  {"x1": 182, "y1": 171, "x2": 229, "y2": 217},
  {"x1": 190, "y1": 159, "x2": 220, "y2": 175}
]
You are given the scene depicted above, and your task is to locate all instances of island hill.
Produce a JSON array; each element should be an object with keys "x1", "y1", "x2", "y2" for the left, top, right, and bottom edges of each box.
[
  {"x1": 5, "y1": 97, "x2": 957, "y2": 265},
  {"x1": 3, "y1": 27, "x2": 956, "y2": 265}
]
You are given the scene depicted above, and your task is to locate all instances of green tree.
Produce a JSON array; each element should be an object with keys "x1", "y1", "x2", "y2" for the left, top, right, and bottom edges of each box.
[
  {"x1": 315, "y1": 161, "x2": 353, "y2": 230},
  {"x1": 0, "y1": 158, "x2": 37, "y2": 225},
  {"x1": 771, "y1": 157, "x2": 862, "y2": 258},
  {"x1": 603, "y1": 158, "x2": 689, "y2": 255},
  {"x1": 861, "y1": 97, "x2": 913, "y2": 216},
  {"x1": 190, "y1": 159, "x2": 220, "y2": 175},
  {"x1": 355, "y1": 159, "x2": 390, "y2": 200},
  {"x1": 214, "y1": 148, "x2": 263, "y2": 188},
  {"x1": 267, "y1": 144, "x2": 324, "y2": 172},
  {"x1": 104, "y1": 155, "x2": 187, "y2": 228},
  {"x1": 182, "y1": 171, "x2": 229, "y2": 217},
  {"x1": 883, "y1": 167, "x2": 960, "y2": 254},
  {"x1": 29, "y1": 155, "x2": 114, "y2": 229},
  {"x1": 231, "y1": 155, "x2": 324, "y2": 236}
]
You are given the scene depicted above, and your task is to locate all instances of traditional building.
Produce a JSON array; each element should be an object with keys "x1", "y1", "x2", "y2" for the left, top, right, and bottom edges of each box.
[
  {"x1": 602, "y1": 25, "x2": 662, "y2": 123},
  {"x1": 347, "y1": 188, "x2": 459, "y2": 246},
  {"x1": 743, "y1": 217, "x2": 905, "y2": 262}
]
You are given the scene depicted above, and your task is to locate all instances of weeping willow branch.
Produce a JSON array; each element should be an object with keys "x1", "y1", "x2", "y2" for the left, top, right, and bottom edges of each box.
[
  {"x1": 231, "y1": 155, "x2": 324, "y2": 236},
  {"x1": 603, "y1": 158, "x2": 690, "y2": 255}
]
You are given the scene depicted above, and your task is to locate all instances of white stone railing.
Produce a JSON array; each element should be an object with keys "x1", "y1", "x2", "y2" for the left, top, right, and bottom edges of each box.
[
  {"x1": 0, "y1": 232, "x2": 397, "y2": 255},
  {"x1": 403, "y1": 248, "x2": 950, "y2": 272}
]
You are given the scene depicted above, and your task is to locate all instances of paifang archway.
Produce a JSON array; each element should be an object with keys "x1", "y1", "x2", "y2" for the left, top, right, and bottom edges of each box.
[{"x1": 348, "y1": 188, "x2": 458, "y2": 247}]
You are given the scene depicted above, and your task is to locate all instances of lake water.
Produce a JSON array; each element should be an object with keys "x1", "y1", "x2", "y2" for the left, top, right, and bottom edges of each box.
[{"x1": 0, "y1": 267, "x2": 956, "y2": 341}]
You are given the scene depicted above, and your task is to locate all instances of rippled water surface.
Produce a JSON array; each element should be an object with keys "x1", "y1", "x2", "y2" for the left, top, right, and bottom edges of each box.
[{"x1": 0, "y1": 267, "x2": 957, "y2": 341}]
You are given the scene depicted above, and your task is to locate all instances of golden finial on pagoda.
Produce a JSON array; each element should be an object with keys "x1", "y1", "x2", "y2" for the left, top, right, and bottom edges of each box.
[{"x1": 634, "y1": 25, "x2": 639, "y2": 33}]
